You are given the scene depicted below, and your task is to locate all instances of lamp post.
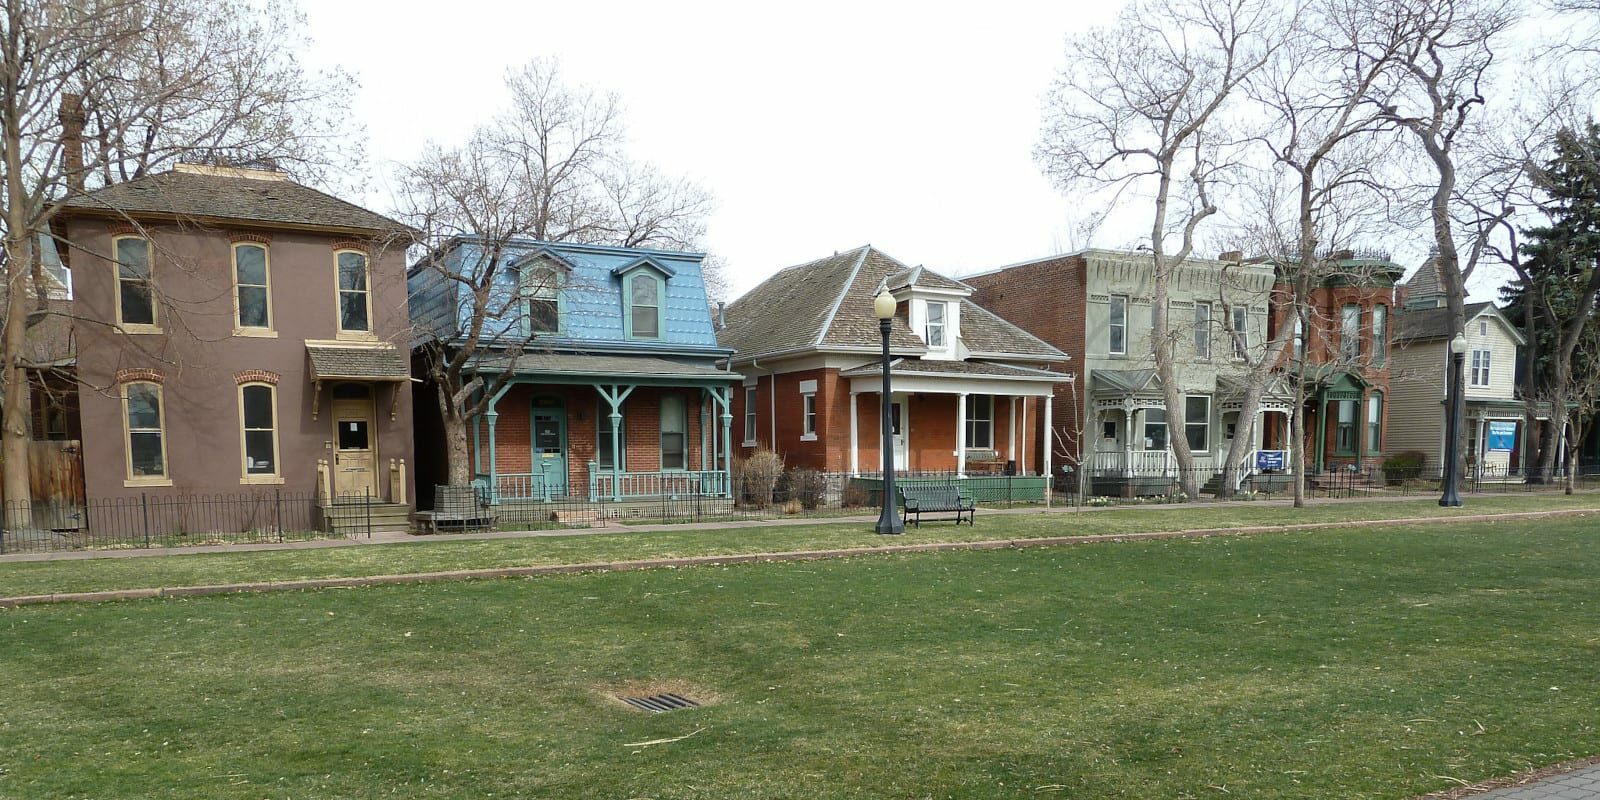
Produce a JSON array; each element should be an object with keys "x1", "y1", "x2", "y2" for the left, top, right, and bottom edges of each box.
[
  {"x1": 874, "y1": 288, "x2": 905, "y2": 534},
  {"x1": 1440, "y1": 332, "x2": 1468, "y2": 507}
]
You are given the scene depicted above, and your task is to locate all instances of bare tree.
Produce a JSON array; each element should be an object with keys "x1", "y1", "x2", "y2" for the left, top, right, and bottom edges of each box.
[
  {"x1": 1037, "y1": 0, "x2": 1282, "y2": 498},
  {"x1": 0, "y1": 0, "x2": 356, "y2": 526},
  {"x1": 397, "y1": 60, "x2": 714, "y2": 486}
]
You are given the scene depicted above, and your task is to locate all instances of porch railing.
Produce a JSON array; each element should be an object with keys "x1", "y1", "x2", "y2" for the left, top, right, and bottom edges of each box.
[
  {"x1": 1089, "y1": 449, "x2": 1175, "y2": 475},
  {"x1": 587, "y1": 464, "x2": 730, "y2": 501},
  {"x1": 476, "y1": 472, "x2": 553, "y2": 503}
]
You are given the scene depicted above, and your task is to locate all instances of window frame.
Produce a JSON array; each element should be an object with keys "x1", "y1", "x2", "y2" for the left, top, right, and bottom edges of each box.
[
  {"x1": 1340, "y1": 304, "x2": 1361, "y2": 360},
  {"x1": 743, "y1": 386, "x2": 758, "y2": 446},
  {"x1": 520, "y1": 264, "x2": 562, "y2": 336},
  {"x1": 334, "y1": 249, "x2": 374, "y2": 339},
  {"x1": 1108, "y1": 295, "x2": 1127, "y2": 355},
  {"x1": 925, "y1": 301, "x2": 947, "y2": 348},
  {"x1": 232, "y1": 242, "x2": 274, "y2": 336},
  {"x1": 122, "y1": 381, "x2": 170, "y2": 486},
  {"x1": 660, "y1": 393, "x2": 687, "y2": 471},
  {"x1": 1371, "y1": 304, "x2": 1387, "y2": 364},
  {"x1": 1231, "y1": 306, "x2": 1248, "y2": 361},
  {"x1": 238, "y1": 382, "x2": 283, "y2": 484},
  {"x1": 1335, "y1": 399, "x2": 1358, "y2": 456},
  {"x1": 112, "y1": 235, "x2": 160, "y2": 333},
  {"x1": 1184, "y1": 395, "x2": 1210, "y2": 453},
  {"x1": 1367, "y1": 391, "x2": 1383, "y2": 453},
  {"x1": 1470, "y1": 348, "x2": 1493, "y2": 387},
  {"x1": 624, "y1": 269, "x2": 664, "y2": 340},
  {"x1": 1193, "y1": 302, "x2": 1212, "y2": 360},
  {"x1": 596, "y1": 402, "x2": 627, "y2": 470},
  {"x1": 966, "y1": 394, "x2": 994, "y2": 450},
  {"x1": 800, "y1": 393, "x2": 818, "y2": 440},
  {"x1": 1143, "y1": 407, "x2": 1169, "y2": 451},
  {"x1": 1293, "y1": 312, "x2": 1305, "y2": 361}
]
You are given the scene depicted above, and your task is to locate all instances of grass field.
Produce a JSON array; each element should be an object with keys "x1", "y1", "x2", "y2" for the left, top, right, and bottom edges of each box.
[
  {"x1": 1, "y1": 515, "x2": 1597, "y2": 798},
  {"x1": 2, "y1": 493, "x2": 1597, "y2": 598}
]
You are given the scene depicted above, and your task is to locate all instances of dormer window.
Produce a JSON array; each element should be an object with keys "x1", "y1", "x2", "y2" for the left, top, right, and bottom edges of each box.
[
  {"x1": 627, "y1": 271, "x2": 662, "y2": 339},
  {"x1": 926, "y1": 301, "x2": 946, "y2": 347},
  {"x1": 521, "y1": 265, "x2": 561, "y2": 335}
]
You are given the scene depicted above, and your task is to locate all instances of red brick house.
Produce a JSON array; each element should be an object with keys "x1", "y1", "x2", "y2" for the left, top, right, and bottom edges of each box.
[{"x1": 718, "y1": 246, "x2": 1071, "y2": 479}]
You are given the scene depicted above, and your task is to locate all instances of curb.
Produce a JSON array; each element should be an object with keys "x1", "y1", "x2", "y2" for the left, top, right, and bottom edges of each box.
[{"x1": 1, "y1": 507, "x2": 1593, "y2": 608}]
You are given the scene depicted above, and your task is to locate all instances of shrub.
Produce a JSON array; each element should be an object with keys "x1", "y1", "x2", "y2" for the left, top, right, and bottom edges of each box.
[
  {"x1": 842, "y1": 482, "x2": 871, "y2": 508},
  {"x1": 1383, "y1": 450, "x2": 1427, "y2": 484},
  {"x1": 734, "y1": 448, "x2": 783, "y2": 508},
  {"x1": 778, "y1": 468, "x2": 828, "y2": 509},
  {"x1": 782, "y1": 498, "x2": 803, "y2": 515}
]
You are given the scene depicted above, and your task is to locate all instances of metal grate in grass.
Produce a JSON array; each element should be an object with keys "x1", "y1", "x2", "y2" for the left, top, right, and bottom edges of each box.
[{"x1": 619, "y1": 693, "x2": 700, "y2": 713}]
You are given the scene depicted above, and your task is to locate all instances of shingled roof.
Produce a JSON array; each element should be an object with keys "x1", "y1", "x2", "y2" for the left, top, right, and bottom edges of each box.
[
  {"x1": 56, "y1": 164, "x2": 408, "y2": 235},
  {"x1": 720, "y1": 245, "x2": 1064, "y2": 362},
  {"x1": 1394, "y1": 302, "x2": 1495, "y2": 343},
  {"x1": 1403, "y1": 252, "x2": 1446, "y2": 309}
]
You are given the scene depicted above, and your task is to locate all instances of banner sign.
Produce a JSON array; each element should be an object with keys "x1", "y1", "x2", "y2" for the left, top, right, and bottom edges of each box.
[
  {"x1": 1486, "y1": 421, "x2": 1517, "y2": 452},
  {"x1": 1256, "y1": 450, "x2": 1286, "y2": 470}
]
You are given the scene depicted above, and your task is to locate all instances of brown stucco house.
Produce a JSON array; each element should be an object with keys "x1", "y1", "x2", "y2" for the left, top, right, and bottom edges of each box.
[
  {"x1": 718, "y1": 246, "x2": 1072, "y2": 492},
  {"x1": 50, "y1": 163, "x2": 416, "y2": 528}
]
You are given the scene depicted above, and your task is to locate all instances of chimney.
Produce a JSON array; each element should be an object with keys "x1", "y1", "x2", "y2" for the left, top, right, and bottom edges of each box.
[
  {"x1": 59, "y1": 93, "x2": 85, "y2": 193},
  {"x1": 716, "y1": 301, "x2": 726, "y2": 331},
  {"x1": 1218, "y1": 250, "x2": 1243, "y2": 262}
]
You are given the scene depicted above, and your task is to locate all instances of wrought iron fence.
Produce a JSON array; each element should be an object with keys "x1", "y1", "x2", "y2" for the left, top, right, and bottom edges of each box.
[{"x1": 0, "y1": 490, "x2": 378, "y2": 555}]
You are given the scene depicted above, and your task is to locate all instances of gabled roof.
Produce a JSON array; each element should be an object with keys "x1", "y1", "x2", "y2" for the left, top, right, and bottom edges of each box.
[
  {"x1": 1394, "y1": 302, "x2": 1524, "y2": 344},
  {"x1": 720, "y1": 245, "x2": 1063, "y2": 363},
  {"x1": 55, "y1": 164, "x2": 409, "y2": 235},
  {"x1": 1090, "y1": 368, "x2": 1160, "y2": 395},
  {"x1": 1402, "y1": 253, "x2": 1445, "y2": 308}
]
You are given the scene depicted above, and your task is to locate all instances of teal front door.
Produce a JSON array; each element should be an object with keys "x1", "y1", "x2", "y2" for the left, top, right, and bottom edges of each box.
[{"x1": 531, "y1": 400, "x2": 568, "y2": 497}]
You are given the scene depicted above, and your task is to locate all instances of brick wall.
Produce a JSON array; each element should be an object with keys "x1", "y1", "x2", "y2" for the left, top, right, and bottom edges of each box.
[{"x1": 966, "y1": 256, "x2": 1087, "y2": 466}]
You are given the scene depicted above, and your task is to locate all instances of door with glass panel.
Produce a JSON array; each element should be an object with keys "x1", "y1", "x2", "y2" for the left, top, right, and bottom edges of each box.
[
  {"x1": 531, "y1": 398, "x2": 568, "y2": 497},
  {"x1": 330, "y1": 383, "x2": 377, "y2": 499}
]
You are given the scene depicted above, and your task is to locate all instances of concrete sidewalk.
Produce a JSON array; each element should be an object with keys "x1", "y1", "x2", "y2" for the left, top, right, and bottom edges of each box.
[{"x1": 1474, "y1": 766, "x2": 1600, "y2": 799}]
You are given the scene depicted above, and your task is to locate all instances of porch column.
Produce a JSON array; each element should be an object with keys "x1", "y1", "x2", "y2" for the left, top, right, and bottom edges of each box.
[
  {"x1": 596, "y1": 384, "x2": 635, "y2": 502},
  {"x1": 1355, "y1": 390, "x2": 1366, "y2": 469},
  {"x1": 485, "y1": 410, "x2": 498, "y2": 503},
  {"x1": 1042, "y1": 394, "x2": 1054, "y2": 485},
  {"x1": 1123, "y1": 402, "x2": 1135, "y2": 478},
  {"x1": 718, "y1": 387, "x2": 734, "y2": 497},
  {"x1": 849, "y1": 391, "x2": 860, "y2": 476},
  {"x1": 700, "y1": 393, "x2": 709, "y2": 472},
  {"x1": 1315, "y1": 394, "x2": 1329, "y2": 473},
  {"x1": 1476, "y1": 415, "x2": 1487, "y2": 477},
  {"x1": 472, "y1": 415, "x2": 482, "y2": 475},
  {"x1": 956, "y1": 392, "x2": 969, "y2": 478},
  {"x1": 1008, "y1": 397, "x2": 1018, "y2": 464}
]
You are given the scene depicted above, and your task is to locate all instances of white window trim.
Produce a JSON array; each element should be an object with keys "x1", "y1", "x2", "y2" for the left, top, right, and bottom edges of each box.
[
  {"x1": 334, "y1": 249, "x2": 376, "y2": 341},
  {"x1": 239, "y1": 382, "x2": 284, "y2": 485},
  {"x1": 1340, "y1": 304, "x2": 1361, "y2": 360},
  {"x1": 1108, "y1": 295, "x2": 1128, "y2": 356},
  {"x1": 966, "y1": 394, "x2": 994, "y2": 450},
  {"x1": 1231, "y1": 306, "x2": 1248, "y2": 361},
  {"x1": 122, "y1": 381, "x2": 172, "y2": 487},
  {"x1": 1184, "y1": 395, "x2": 1211, "y2": 453},
  {"x1": 743, "y1": 385, "x2": 758, "y2": 447},
  {"x1": 1470, "y1": 349, "x2": 1493, "y2": 387},
  {"x1": 800, "y1": 392, "x2": 817, "y2": 441},
  {"x1": 113, "y1": 235, "x2": 162, "y2": 334},
  {"x1": 925, "y1": 301, "x2": 947, "y2": 348},
  {"x1": 1194, "y1": 302, "x2": 1212, "y2": 360},
  {"x1": 232, "y1": 242, "x2": 275, "y2": 337}
]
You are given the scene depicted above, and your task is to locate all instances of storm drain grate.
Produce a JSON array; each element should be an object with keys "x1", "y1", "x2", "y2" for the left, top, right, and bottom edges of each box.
[{"x1": 620, "y1": 693, "x2": 700, "y2": 713}]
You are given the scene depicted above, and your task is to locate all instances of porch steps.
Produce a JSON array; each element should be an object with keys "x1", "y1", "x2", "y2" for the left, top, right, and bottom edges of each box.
[{"x1": 323, "y1": 502, "x2": 412, "y2": 535}]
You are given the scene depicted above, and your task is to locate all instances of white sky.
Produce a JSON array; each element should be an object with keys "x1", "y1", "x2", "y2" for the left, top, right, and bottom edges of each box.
[
  {"x1": 298, "y1": 0, "x2": 1576, "y2": 302},
  {"x1": 299, "y1": 0, "x2": 1126, "y2": 297}
]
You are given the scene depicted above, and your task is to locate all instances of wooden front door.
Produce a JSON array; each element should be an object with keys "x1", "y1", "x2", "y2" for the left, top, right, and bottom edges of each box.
[
  {"x1": 331, "y1": 383, "x2": 378, "y2": 499},
  {"x1": 531, "y1": 398, "x2": 568, "y2": 496}
]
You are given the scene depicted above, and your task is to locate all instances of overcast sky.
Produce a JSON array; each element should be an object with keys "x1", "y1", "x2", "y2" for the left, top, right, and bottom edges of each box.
[{"x1": 298, "y1": 0, "x2": 1561, "y2": 302}]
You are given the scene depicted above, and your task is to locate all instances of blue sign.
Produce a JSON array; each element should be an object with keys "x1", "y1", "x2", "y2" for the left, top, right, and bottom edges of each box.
[
  {"x1": 1486, "y1": 421, "x2": 1516, "y2": 452},
  {"x1": 1256, "y1": 450, "x2": 1286, "y2": 470}
]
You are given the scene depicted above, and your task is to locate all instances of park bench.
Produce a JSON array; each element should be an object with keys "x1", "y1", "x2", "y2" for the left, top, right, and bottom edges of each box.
[
  {"x1": 899, "y1": 484, "x2": 976, "y2": 527},
  {"x1": 419, "y1": 484, "x2": 494, "y2": 533}
]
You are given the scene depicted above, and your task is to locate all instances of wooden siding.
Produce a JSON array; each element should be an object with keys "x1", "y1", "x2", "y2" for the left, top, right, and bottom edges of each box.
[{"x1": 1385, "y1": 341, "x2": 1444, "y2": 460}]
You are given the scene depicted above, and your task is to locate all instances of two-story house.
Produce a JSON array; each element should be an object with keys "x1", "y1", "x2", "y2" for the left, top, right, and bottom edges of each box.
[
  {"x1": 51, "y1": 163, "x2": 416, "y2": 525},
  {"x1": 408, "y1": 238, "x2": 740, "y2": 511},
  {"x1": 967, "y1": 249, "x2": 1291, "y2": 496},
  {"x1": 718, "y1": 246, "x2": 1071, "y2": 489},
  {"x1": 1388, "y1": 260, "x2": 1532, "y2": 477}
]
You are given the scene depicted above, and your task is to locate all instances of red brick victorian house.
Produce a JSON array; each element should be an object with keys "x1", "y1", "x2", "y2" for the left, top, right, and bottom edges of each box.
[{"x1": 718, "y1": 246, "x2": 1072, "y2": 481}]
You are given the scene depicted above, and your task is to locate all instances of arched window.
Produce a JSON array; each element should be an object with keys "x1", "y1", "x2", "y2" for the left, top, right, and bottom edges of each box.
[
  {"x1": 336, "y1": 250, "x2": 371, "y2": 334},
  {"x1": 114, "y1": 236, "x2": 158, "y2": 330},
  {"x1": 1371, "y1": 304, "x2": 1388, "y2": 363},
  {"x1": 1367, "y1": 392, "x2": 1383, "y2": 453},
  {"x1": 234, "y1": 243, "x2": 272, "y2": 332},
  {"x1": 123, "y1": 381, "x2": 167, "y2": 482},
  {"x1": 240, "y1": 383, "x2": 280, "y2": 480},
  {"x1": 626, "y1": 271, "x2": 662, "y2": 339}
]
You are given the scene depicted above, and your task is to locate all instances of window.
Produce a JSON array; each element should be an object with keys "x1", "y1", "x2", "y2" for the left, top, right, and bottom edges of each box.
[
  {"x1": 597, "y1": 403, "x2": 626, "y2": 469},
  {"x1": 1184, "y1": 395, "x2": 1210, "y2": 452},
  {"x1": 925, "y1": 301, "x2": 946, "y2": 348},
  {"x1": 1293, "y1": 313, "x2": 1305, "y2": 361},
  {"x1": 1194, "y1": 302, "x2": 1211, "y2": 359},
  {"x1": 1336, "y1": 399, "x2": 1357, "y2": 454},
  {"x1": 336, "y1": 250, "x2": 371, "y2": 334},
  {"x1": 660, "y1": 394, "x2": 686, "y2": 470},
  {"x1": 1371, "y1": 304, "x2": 1387, "y2": 363},
  {"x1": 114, "y1": 236, "x2": 156, "y2": 329},
  {"x1": 240, "y1": 384, "x2": 279, "y2": 479},
  {"x1": 1143, "y1": 408, "x2": 1168, "y2": 451},
  {"x1": 1470, "y1": 349, "x2": 1492, "y2": 387},
  {"x1": 123, "y1": 382, "x2": 167, "y2": 482},
  {"x1": 522, "y1": 267, "x2": 560, "y2": 335},
  {"x1": 1340, "y1": 304, "x2": 1361, "y2": 360},
  {"x1": 234, "y1": 243, "x2": 271, "y2": 331},
  {"x1": 743, "y1": 386, "x2": 757, "y2": 445},
  {"x1": 1479, "y1": 320, "x2": 1488, "y2": 336},
  {"x1": 1367, "y1": 392, "x2": 1383, "y2": 452},
  {"x1": 627, "y1": 272, "x2": 661, "y2": 338},
  {"x1": 801, "y1": 393, "x2": 817, "y2": 439},
  {"x1": 1102, "y1": 420, "x2": 1118, "y2": 440},
  {"x1": 1231, "y1": 306, "x2": 1248, "y2": 360},
  {"x1": 966, "y1": 395, "x2": 993, "y2": 449},
  {"x1": 1108, "y1": 295, "x2": 1127, "y2": 355}
]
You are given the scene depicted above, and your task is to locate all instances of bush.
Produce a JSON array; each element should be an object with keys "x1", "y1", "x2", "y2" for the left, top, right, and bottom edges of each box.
[
  {"x1": 842, "y1": 482, "x2": 871, "y2": 508},
  {"x1": 1383, "y1": 451, "x2": 1427, "y2": 484},
  {"x1": 734, "y1": 449, "x2": 783, "y2": 508},
  {"x1": 778, "y1": 468, "x2": 828, "y2": 510}
]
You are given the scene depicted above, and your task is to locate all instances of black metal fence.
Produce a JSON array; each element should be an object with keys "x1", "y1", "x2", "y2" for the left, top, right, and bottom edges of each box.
[{"x1": 0, "y1": 490, "x2": 379, "y2": 555}]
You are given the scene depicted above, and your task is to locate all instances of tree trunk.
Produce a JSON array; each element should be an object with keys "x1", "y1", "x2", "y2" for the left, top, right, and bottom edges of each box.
[
  {"x1": 3, "y1": 233, "x2": 35, "y2": 529},
  {"x1": 441, "y1": 408, "x2": 473, "y2": 487},
  {"x1": 1291, "y1": 372, "x2": 1307, "y2": 508}
]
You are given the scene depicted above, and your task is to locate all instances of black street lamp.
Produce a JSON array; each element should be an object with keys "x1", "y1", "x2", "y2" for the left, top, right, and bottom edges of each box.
[
  {"x1": 1440, "y1": 332, "x2": 1468, "y2": 507},
  {"x1": 874, "y1": 288, "x2": 905, "y2": 535}
]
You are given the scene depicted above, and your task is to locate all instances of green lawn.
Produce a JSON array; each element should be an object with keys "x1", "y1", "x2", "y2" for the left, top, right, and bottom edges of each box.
[
  {"x1": 1, "y1": 516, "x2": 1598, "y2": 798},
  {"x1": 2, "y1": 494, "x2": 1597, "y2": 598}
]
